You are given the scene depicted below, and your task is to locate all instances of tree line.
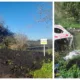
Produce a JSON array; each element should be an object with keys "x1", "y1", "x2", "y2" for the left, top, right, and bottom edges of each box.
[{"x1": 55, "y1": 2, "x2": 80, "y2": 28}]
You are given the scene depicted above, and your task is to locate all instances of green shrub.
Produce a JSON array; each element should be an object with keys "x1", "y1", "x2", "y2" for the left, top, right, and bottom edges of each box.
[
  {"x1": 54, "y1": 52, "x2": 61, "y2": 64},
  {"x1": 46, "y1": 49, "x2": 52, "y2": 55},
  {"x1": 59, "y1": 64, "x2": 80, "y2": 78},
  {"x1": 58, "y1": 55, "x2": 80, "y2": 78},
  {"x1": 0, "y1": 43, "x2": 6, "y2": 49},
  {"x1": 32, "y1": 62, "x2": 52, "y2": 78}
]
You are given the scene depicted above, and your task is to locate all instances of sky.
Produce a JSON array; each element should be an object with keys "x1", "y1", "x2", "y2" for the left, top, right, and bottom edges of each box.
[{"x1": 0, "y1": 2, "x2": 52, "y2": 40}]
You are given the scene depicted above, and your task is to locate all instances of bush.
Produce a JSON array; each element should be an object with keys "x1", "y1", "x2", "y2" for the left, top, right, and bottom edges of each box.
[
  {"x1": 32, "y1": 62, "x2": 52, "y2": 78},
  {"x1": 59, "y1": 64, "x2": 80, "y2": 78},
  {"x1": 0, "y1": 49, "x2": 44, "y2": 77},
  {"x1": 0, "y1": 48, "x2": 52, "y2": 78},
  {"x1": 0, "y1": 43, "x2": 6, "y2": 49},
  {"x1": 54, "y1": 52, "x2": 61, "y2": 64},
  {"x1": 56, "y1": 55, "x2": 80, "y2": 78}
]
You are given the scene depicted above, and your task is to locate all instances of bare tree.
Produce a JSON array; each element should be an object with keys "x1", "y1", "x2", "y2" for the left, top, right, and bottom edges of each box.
[
  {"x1": 13, "y1": 33, "x2": 28, "y2": 50},
  {"x1": 35, "y1": 2, "x2": 52, "y2": 27}
]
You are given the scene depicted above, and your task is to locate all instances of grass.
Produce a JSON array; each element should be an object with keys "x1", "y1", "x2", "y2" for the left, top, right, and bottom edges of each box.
[
  {"x1": 30, "y1": 62, "x2": 52, "y2": 78},
  {"x1": 58, "y1": 20, "x2": 80, "y2": 28}
]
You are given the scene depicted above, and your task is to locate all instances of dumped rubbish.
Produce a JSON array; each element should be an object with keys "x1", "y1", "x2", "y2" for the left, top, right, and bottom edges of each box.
[
  {"x1": 54, "y1": 64, "x2": 60, "y2": 77},
  {"x1": 54, "y1": 25, "x2": 73, "y2": 46},
  {"x1": 54, "y1": 25, "x2": 73, "y2": 51},
  {"x1": 63, "y1": 50, "x2": 80, "y2": 60},
  {"x1": 55, "y1": 64, "x2": 59, "y2": 70}
]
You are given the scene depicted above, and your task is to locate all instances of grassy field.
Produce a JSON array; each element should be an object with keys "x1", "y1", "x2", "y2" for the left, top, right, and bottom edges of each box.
[{"x1": 58, "y1": 21, "x2": 80, "y2": 29}]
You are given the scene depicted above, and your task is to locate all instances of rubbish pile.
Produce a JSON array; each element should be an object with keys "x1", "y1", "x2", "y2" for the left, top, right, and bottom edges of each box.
[
  {"x1": 63, "y1": 50, "x2": 80, "y2": 60},
  {"x1": 54, "y1": 25, "x2": 73, "y2": 51}
]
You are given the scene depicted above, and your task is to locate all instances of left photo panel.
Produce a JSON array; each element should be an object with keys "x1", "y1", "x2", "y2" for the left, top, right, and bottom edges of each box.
[{"x1": 0, "y1": 2, "x2": 53, "y2": 78}]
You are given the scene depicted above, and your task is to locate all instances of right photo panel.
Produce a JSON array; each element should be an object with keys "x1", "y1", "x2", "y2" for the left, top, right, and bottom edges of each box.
[{"x1": 54, "y1": 2, "x2": 80, "y2": 78}]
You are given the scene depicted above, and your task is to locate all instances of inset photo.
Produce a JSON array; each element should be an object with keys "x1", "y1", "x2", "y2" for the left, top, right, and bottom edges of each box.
[
  {"x1": 0, "y1": 2, "x2": 52, "y2": 78},
  {"x1": 54, "y1": 2, "x2": 80, "y2": 78}
]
